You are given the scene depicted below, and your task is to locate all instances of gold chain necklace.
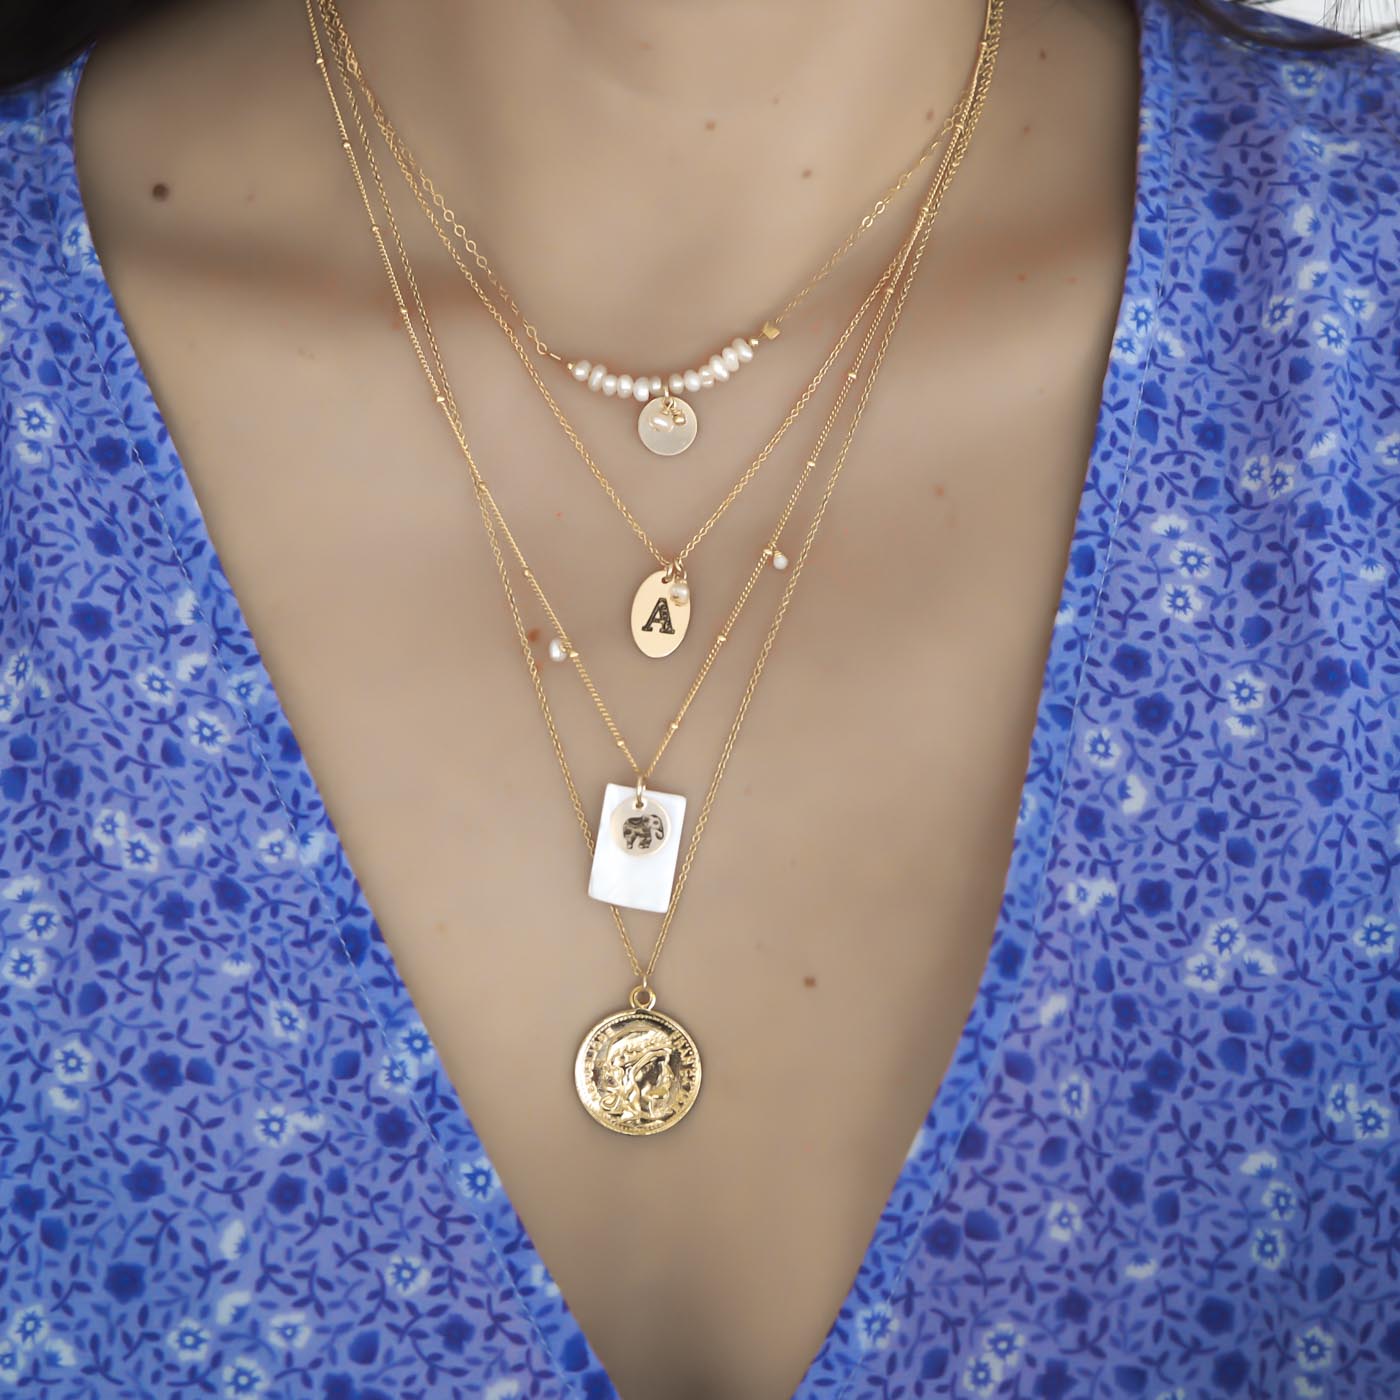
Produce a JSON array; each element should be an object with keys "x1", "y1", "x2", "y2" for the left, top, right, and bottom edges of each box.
[
  {"x1": 313, "y1": 10, "x2": 932, "y2": 894},
  {"x1": 326, "y1": 25, "x2": 923, "y2": 856},
  {"x1": 311, "y1": 0, "x2": 988, "y2": 862},
  {"x1": 317, "y1": 0, "x2": 956, "y2": 662},
  {"x1": 304, "y1": 0, "x2": 1004, "y2": 1133},
  {"x1": 317, "y1": 0, "x2": 966, "y2": 460}
]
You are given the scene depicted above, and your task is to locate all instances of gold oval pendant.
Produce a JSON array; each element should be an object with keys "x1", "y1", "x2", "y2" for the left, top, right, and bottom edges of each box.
[
  {"x1": 630, "y1": 569, "x2": 691, "y2": 658},
  {"x1": 574, "y1": 1005, "x2": 702, "y2": 1135}
]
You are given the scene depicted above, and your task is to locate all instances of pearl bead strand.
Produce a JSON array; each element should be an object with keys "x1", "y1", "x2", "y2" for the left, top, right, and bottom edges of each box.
[{"x1": 568, "y1": 336, "x2": 757, "y2": 401}]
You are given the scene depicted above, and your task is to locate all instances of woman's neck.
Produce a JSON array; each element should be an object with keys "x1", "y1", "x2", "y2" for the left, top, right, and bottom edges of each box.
[
  {"x1": 362, "y1": 0, "x2": 990, "y2": 111},
  {"x1": 76, "y1": 0, "x2": 1108, "y2": 370},
  {"x1": 325, "y1": 0, "x2": 998, "y2": 356}
]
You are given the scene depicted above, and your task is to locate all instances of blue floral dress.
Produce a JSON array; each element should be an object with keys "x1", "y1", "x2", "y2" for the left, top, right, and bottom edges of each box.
[{"x1": 2, "y1": 0, "x2": 1398, "y2": 1394}]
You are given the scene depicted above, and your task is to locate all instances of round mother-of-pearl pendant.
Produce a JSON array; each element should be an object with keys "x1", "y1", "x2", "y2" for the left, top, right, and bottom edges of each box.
[
  {"x1": 630, "y1": 569, "x2": 691, "y2": 658},
  {"x1": 638, "y1": 394, "x2": 697, "y2": 456}
]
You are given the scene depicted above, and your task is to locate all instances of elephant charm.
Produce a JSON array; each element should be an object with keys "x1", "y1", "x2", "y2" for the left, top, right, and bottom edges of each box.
[{"x1": 618, "y1": 811, "x2": 667, "y2": 853}]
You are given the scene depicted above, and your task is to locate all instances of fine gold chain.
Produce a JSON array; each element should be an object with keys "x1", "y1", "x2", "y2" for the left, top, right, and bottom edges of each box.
[
  {"x1": 317, "y1": 0, "x2": 952, "y2": 581},
  {"x1": 316, "y1": 0, "x2": 963, "y2": 366},
  {"x1": 317, "y1": 2, "x2": 931, "y2": 787},
  {"x1": 303, "y1": 0, "x2": 1004, "y2": 995},
  {"x1": 313, "y1": 0, "x2": 986, "y2": 799},
  {"x1": 304, "y1": 0, "x2": 1003, "y2": 993},
  {"x1": 312, "y1": 0, "x2": 977, "y2": 790}
]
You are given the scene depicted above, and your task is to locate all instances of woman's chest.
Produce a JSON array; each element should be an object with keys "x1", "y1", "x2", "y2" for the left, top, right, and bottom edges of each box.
[
  {"x1": 13, "y1": 158, "x2": 1395, "y2": 1400},
  {"x1": 45, "y1": 212, "x2": 1130, "y2": 1398},
  {"x1": 9, "y1": 4, "x2": 1400, "y2": 1389}
]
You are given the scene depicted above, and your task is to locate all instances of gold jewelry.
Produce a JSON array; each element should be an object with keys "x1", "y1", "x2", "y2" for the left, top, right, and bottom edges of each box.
[
  {"x1": 304, "y1": 0, "x2": 1004, "y2": 1133},
  {"x1": 311, "y1": 1, "x2": 979, "y2": 853},
  {"x1": 316, "y1": 0, "x2": 946, "y2": 661},
  {"x1": 316, "y1": 0, "x2": 966, "y2": 459},
  {"x1": 317, "y1": 15, "x2": 916, "y2": 869}
]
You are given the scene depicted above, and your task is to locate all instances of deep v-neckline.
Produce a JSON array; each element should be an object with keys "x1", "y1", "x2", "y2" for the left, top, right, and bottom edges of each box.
[{"x1": 40, "y1": 0, "x2": 1174, "y2": 1392}]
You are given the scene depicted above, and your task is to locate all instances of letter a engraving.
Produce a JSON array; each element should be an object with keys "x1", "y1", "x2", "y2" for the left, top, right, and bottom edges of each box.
[
  {"x1": 641, "y1": 598, "x2": 676, "y2": 635},
  {"x1": 630, "y1": 569, "x2": 691, "y2": 658}
]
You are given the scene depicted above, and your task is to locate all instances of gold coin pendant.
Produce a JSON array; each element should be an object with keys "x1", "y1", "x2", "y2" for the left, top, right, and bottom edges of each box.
[{"x1": 574, "y1": 1004, "x2": 702, "y2": 1135}]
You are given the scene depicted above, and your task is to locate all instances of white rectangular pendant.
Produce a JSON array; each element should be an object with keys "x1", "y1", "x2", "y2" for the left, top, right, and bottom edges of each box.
[{"x1": 587, "y1": 783, "x2": 687, "y2": 915}]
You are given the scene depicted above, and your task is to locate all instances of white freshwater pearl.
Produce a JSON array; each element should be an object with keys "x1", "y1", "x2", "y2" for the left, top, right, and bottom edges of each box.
[
  {"x1": 720, "y1": 345, "x2": 741, "y2": 373},
  {"x1": 588, "y1": 364, "x2": 607, "y2": 391},
  {"x1": 617, "y1": 373, "x2": 633, "y2": 398},
  {"x1": 670, "y1": 372, "x2": 688, "y2": 394},
  {"x1": 571, "y1": 359, "x2": 591, "y2": 382},
  {"x1": 698, "y1": 366, "x2": 715, "y2": 388},
  {"x1": 650, "y1": 376, "x2": 664, "y2": 396},
  {"x1": 683, "y1": 369, "x2": 702, "y2": 393},
  {"x1": 668, "y1": 581, "x2": 690, "y2": 607},
  {"x1": 548, "y1": 638, "x2": 568, "y2": 663},
  {"x1": 632, "y1": 377, "x2": 652, "y2": 403},
  {"x1": 771, "y1": 550, "x2": 789, "y2": 571},
  {"x1": 602, "y1": 373, "x2": 619, "y2": 396},
  {"x1": 708, "y1": 354, "x2": 730, "y2": 383},
  {"x1": 733, "y1": 337, "x2": 755, "y2": 363}
]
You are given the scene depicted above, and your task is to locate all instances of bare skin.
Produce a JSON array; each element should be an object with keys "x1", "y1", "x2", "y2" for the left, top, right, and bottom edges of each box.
[{"x1": 70, "y1": 1, "x2": 1142, "y2": 1396}]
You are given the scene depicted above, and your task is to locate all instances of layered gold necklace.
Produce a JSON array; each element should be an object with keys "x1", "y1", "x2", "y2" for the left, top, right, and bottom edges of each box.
[
  {"x1": 317, "y1": 0, "x2": 971, "y2": 663},
  {"x1": 303, "y1": 0, "x2": 1004, "y2": 1134},
  {"x1": 319, "y1": 11, "x2": 973, "y2": 462}
]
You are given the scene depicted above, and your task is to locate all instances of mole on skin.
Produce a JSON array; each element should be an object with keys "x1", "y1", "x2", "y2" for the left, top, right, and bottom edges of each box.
[
  {"x1": 803, "y1": 975, "x2": 817, "y2": 988},
  {"x1": 151, "y1": 181, "x2": 170, "y2": 200}
]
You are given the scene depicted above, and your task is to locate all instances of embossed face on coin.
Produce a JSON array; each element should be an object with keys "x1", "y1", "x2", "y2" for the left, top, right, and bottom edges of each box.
[{"x1": 574, "y1": 1007, "x2": 702, "y2": 1135}]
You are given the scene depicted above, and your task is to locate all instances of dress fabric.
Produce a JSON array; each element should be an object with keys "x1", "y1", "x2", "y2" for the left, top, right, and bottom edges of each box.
[{"x1": 1, "y1": 0, "x2": 1398, "y2": 1394}]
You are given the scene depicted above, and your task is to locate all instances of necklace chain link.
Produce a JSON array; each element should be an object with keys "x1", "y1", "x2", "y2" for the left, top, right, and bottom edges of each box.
[{"x1": 302, "y1": 0, "x2": 1004, "y2": 992}]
